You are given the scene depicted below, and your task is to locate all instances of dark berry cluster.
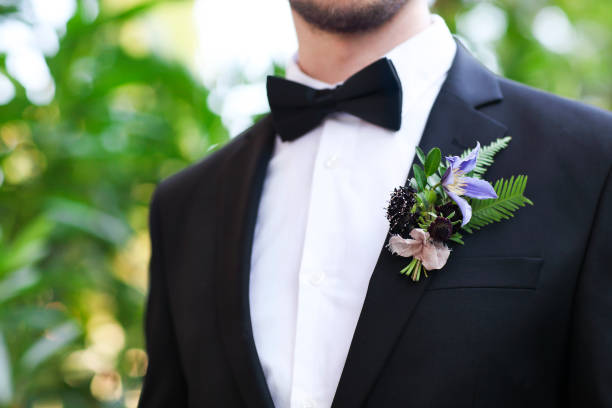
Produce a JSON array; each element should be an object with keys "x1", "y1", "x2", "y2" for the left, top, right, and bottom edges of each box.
[
  {"x1": 386, "y1": 186, "x2": 418, "y2": 239},
  {"x1": 427, "y1": 217, "x2": 453, "y2": 242},
  {"x1": 435, "y1": 202, "x2": 462, "y2": 225}
]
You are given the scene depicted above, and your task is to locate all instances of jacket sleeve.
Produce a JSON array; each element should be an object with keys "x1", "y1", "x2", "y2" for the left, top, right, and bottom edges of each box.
[
  {"x1": 138, "y1": 189, "x2": 189, "y2": 407},
  {"x1": 568, "y1": 165, "x2": 612, "y2": 406}
]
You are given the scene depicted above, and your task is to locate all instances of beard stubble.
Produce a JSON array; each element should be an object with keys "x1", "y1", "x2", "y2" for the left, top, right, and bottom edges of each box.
[{"x1": 289, "y1": 0, "x2": 410, "y2": 34}]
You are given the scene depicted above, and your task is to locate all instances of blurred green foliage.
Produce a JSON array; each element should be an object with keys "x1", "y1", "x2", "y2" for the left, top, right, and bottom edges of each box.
[
  {"x1": 0, "y1": 0, "x2": 226, "y2": 406},
  {"x1": 0, "y1": 0, "x2": 609, "y2": 406},
  {"x1": 436, "y1": 0, "x2": 611, "y2": 109}
]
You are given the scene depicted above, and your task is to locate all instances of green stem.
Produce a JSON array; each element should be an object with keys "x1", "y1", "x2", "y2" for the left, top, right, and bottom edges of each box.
[
  {"x1": 411, "y1": 259, "x2": 422, "y2": 281},
  {"x1": 400, "y1": 257, "x2": 418, "y2": 276}
]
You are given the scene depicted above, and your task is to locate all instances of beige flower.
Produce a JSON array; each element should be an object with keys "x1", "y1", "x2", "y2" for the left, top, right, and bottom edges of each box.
[{"x1": 388, "y1": 228, "x2": 450, "y2": 270}]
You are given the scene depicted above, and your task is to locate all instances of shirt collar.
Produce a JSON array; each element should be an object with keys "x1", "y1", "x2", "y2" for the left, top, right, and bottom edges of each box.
[{"x1": 284, "y1": 14, "x2": 457, "y2": 116}]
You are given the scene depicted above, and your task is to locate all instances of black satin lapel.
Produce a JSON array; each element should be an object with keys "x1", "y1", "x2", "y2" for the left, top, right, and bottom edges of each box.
[
  {"x1": 415, "y1": 40, "x2": 507, "y2": 157},
  {"x1": 416, "y1": 87, "x2": 508, "y2": 158},
  {"x1": 213, "y1": 115, "x2": 276, "y2": 408},
  {"x1": 332, "y1": 44, "x2": 508, "y2": 408}
]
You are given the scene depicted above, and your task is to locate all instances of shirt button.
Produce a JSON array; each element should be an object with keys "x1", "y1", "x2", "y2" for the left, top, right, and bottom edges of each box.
[
  {"x1": 309, "y1": 270, "x2": 325, "y2": 286},
  {"x1": 324, "y1": 154, "x2": 338, "y2": 169}
]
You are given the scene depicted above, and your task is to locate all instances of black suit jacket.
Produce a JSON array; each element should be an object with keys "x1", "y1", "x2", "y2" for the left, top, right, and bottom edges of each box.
[{"x1": 137, "y1": 43, "x2": 612, "y2": 407}]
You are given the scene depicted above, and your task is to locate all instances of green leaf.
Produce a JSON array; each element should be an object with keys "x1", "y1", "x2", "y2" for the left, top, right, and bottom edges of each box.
[
  {"x1": 449, "y1": 233, "x2": 465, "y2": 245},
  {"x1": 20, "y1": 321, "x2": 80, "y2": 372},
  {"x1": 437, "y1": 161, "x2": 448, "y2": 177},
  {"x1": 460, "y1": 136, "x2": 512, "y2": 178},
  {"x1": 409, "y1": 177, "x2": 418, "y2": 190},
  {"x1": 45, "y1": 198, "x2": 131, "y2": 245},
  {"x1": 0, "y1": 331, "x2": 12, "y2": 404},
  {"x1": 417, "y1": 192, "x2": 429, "y2": 208},
  {"x1": 0, "y1": 267, "x2": 40, "y2": 305},
  {"x1": 424, "y1": 147, "x2": 442, "y2": 177},
  {"x1": 415, "y1": 146, "x2": 426, "y2": 165},
  {"x1": 0, "y1": 6, "x2": 18, "y2": 16},
  {"x1": 427, "y1": 173, "x2": 441, "y2": 187},
  {"x1": 463, "y1": 175, "x2": 533, "y2": 233},
  {"x1": 424, "y1": 190, "x2": 438, "y2": 206},
  {"x1": 413, "y1": 164, "x2": 427, "y2": 190},
  {"x1": 415, "y1": 192, "x2": 425, "y2": 207},
  {"x1": 0, "y1": 217, "x2": 52, "y2": 276}
]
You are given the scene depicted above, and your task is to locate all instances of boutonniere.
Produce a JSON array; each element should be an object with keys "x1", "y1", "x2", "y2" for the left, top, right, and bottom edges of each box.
[{"x1": 386, "y1": 137, "x2": 533, "y2": 281}]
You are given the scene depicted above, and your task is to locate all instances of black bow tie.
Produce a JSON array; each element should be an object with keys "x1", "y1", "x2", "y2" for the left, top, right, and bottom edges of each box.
[{"x1": 266, "y1": 58, "x2": 403, "y2": 142}]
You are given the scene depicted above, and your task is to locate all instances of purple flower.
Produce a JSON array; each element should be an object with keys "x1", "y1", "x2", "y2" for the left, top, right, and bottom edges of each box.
[{"x1": 441, "y1": 142, "x2": 498, "y2": 226}]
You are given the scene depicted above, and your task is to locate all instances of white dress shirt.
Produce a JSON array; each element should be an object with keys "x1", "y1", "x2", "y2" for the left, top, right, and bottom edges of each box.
[{"x1": 249, "y1": 15, "x2": 457, "y2": 408}]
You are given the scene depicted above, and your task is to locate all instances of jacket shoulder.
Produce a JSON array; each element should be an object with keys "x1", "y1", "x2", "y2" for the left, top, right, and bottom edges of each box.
[
  {"x1": 497, "y1": 77, "x2": 612, "y2": 134},
  {"x1": 152, "y1": 115, "x2": 271, "y2": 209},
  {"x1": 494, "y1": 77, "x2": 612, "y2": 160}
]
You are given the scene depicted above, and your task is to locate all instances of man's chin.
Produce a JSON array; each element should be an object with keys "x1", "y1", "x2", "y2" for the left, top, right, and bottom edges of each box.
[{"x1": 289, "y1": 0, "x2": 409, "y2": 34}]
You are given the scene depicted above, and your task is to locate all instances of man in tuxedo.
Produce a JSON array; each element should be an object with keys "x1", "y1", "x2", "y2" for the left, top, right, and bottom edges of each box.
[{"x1": 138, "y1": 0, "x2": 612, "y2": 406}]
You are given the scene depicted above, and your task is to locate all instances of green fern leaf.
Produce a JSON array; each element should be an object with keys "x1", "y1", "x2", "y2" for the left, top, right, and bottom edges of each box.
[
  {"x1": 462, "y1": 175, "x2": 533, "y2": 233},
  {"x1": 461, "y1": 136, "x2": 512, "y2": 178}
]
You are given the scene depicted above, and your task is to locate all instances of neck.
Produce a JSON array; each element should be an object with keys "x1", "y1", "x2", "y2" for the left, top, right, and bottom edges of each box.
[{"x1": 291, "y1": 1, "x2": 431, "y2": 84}]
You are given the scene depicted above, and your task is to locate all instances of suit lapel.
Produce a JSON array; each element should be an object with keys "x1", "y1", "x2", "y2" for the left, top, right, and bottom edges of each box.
[
  {"x1": 331, "y1": 42, "x2": 508, "y2": 407},
  {"x1": 213, "y1": 115, "x2": 276, "y2": 408}
]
